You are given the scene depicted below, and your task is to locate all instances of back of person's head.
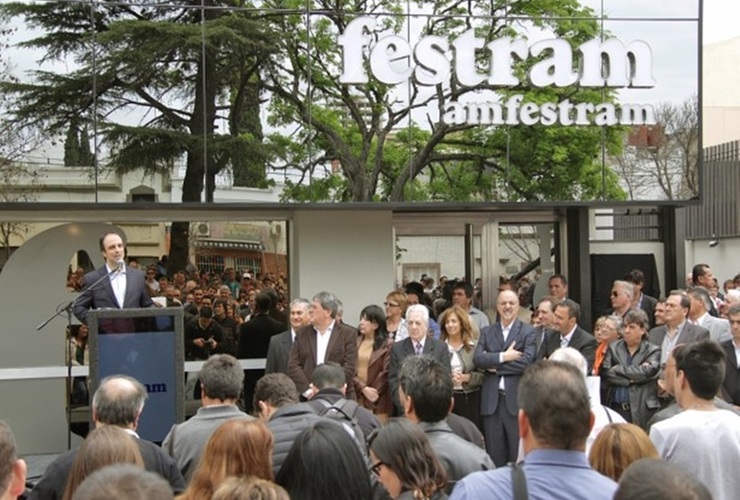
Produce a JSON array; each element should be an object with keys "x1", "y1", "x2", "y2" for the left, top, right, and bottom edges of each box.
[
  {"x1": 185, "y1": 420, "x2": 273, "y2": 500},
  {"x1": 624, "y1": 269, "x2": 645, "y2": 287},
  {"x1": 614, "y1": 458, "x2": 712, "y2": 500},
  {"x1": 253, "y1": 373, "x2": 299, "y2": 413},
  {"x1": 62, "y1": 426, "x2": 144, "y2": 500},
  {"x1": 275, "y1": 421, "x2": 371, "y2": 500},
  {"x1": 518, "y1": 361, "x2": 591, "y2": 450},
  {"x1": 311, "y1": 362, "x2": 346, "y2": 391},
  {"x1": 211, "y1": 476, "x2": 289, "y2": 500},
  {"x1": 199, "y1": 354, "x2": 244, "y2": 401},
  {"x1": 91, "y1": 375, "x2": 148, "y2": 427},
  {"x1": 398, "y1": 355, "x2": 452, "y2": 423},
  {"x1": 254, "y1": 292, "x2": 272, "y2": 314},
  {"x1": 368, "y1": 418, "x2": 447, "y2": 499},
  {"x1": 71, "y1": 464, "x2": 173, "y2": 500},
  {"x1": 673, "y1": 340, "x2": 725, "y2": 400},
  {"x1": 588, "y1": 423, "x2": 658, "y2": 481},
  {"x1": 0, "y1": 421, "x2": 26, "y2": 500},
  {"x1": 548, "y1": 347, "x2": 588, "y2": 378}
]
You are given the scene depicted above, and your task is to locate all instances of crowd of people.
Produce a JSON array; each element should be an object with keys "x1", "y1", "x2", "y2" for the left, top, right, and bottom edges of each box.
[{"x1": 24, "y1": 237, "x2": 739, "y2": 500}]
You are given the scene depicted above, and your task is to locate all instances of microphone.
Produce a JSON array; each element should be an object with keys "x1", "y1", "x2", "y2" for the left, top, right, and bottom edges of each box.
[{"x1": 116, "y1": 260, "x2": 125, "y2": 271}]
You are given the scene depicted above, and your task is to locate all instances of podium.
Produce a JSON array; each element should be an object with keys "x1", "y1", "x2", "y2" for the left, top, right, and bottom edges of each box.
[{"x1": 88, "y1": 307, "x2": 185, "y2": 442}]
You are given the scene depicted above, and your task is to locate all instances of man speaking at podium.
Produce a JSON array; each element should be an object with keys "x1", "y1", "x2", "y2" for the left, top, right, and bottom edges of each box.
[{"x1": 73, "y1": 231, "x2": 154, "y2": 325}]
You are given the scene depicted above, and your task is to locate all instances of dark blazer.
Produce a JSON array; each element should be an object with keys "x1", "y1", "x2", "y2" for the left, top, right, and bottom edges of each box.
[
  {"x1": 237, "y1": 314, "x2": 285, "y2": 359},
  {"x1": 648, "y1": 322, "x2": 710, "y2": 347},
  {"x1": 534, "y1": 326, "x2": 555, "y2": 360},
  {"x1": 639, "y1": 294, "x2": 658, "y2": 328},
  {"x1": 353, "y1": 335, "x2": 394, "y2": 415},
  {"x1": 720, "y1": 339, "x2": 740, "y2": 405},
  {"x1": 265, "y1": 330, "x2": 292, "y2": 375},
  {"x1": 73, "y1": 265, "x2": 154, "y2": 324},
  {"x1": 601, "y1": 338, "x2": 662, "y2": 429},
  {"x1": 540, "y1": 326, "x2": 598, "y2": 373},
  {"x1": 28, "y1": 435, "x2": 185, "y2": 500},
  {"x1": 389, "y1": 336, "x2": 451, "y2": 412},
  {"x1": 474, "y1": 320, "x2": 536, "y2": 416},
  {"x1": 288, "y1": 322, "x2": 358, "y2": 398}
]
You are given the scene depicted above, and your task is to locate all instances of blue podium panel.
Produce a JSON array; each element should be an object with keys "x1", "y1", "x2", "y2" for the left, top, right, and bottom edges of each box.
[{"x1": 88, "y1": 308, "x2": 184, "y2": 442}]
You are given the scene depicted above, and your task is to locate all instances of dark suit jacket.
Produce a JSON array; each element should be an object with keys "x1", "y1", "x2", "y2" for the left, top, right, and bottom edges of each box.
[
  {"x1": 639, "y1": 294, "x2": 658, "y2": 328},
  {"x1": 288, "y1": 322, "x2": 358, "y2": 398},
  {"x1": 237, "y1": 314, "x2": 286, "y2": 359},
  {"x1": 389, "y1": 336, "x2": 451, "y2": 412},
  {"x1": 541, "y1": 326, "x2": 598, "y2": 373},
  {"x1": 353, "y1": 335, "x2": 394, "y2": 415},
  {"x1": 28, "y1": 434, "x2": 185, "y2": 499},
  {"x1": 73, "y1": 265, "x2": 154, "y2": 324},
  {"x1": 265, "y1": 330, "x2": 292, "y2": 375},
  {"x1": 647, "y1": 322, "x2": 710, "y2": 348},
  {"x1": 474, "y1": 320, "x2": 536, "y2": 416},
  {"x1": 721, "y1": 339, "x2": 740, "y2": 405},
  {"x1": 534, "y1": 326, "x2": 555, "y2": 360}
]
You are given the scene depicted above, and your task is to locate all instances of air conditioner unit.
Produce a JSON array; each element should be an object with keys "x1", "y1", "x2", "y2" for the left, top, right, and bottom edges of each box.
[
  {"x1": 270, "y1": 224, "x2": 282, "y2": 237},
  {"x1": 195, "y1": 222, "x2": 211, "y2": 237}
]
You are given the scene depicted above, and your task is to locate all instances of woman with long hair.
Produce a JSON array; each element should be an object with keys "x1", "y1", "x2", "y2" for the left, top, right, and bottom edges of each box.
[
  {"x1": 354, "y1": 305, "x2": 394, "y2": 421},
  {"x1": 62, "y1": 425, "x2": 144, "y2": 500},
  {"x1": 368, "y1": 418, "x2": 447, "y2": 500},
  {"x1": 179, "y1": 420, "x2": 273, "y2": 500},
  {"x1": 275, "y1": 421, "x2": 372, "y2": 500},
  {"x1": 439, "y1": 305, "x2": 483, "y2": 428}
]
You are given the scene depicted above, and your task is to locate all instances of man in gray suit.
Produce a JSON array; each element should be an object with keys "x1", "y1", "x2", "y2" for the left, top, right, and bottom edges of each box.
[
  {"x1": 265, "y1": 298, "x2": 311, "y2": 375},
  {"x1": 649, "y1": 290, "x2": 709, "y2": 405},
  {"x1": 687, "y1": 287, "x2": 732, "y2": 343},
  {"x1": 73, "y1": 232, "x2": 154, "y2": 324},
  {"x1": 649, "y1": 291, "x2": 710, "y2": 366}
]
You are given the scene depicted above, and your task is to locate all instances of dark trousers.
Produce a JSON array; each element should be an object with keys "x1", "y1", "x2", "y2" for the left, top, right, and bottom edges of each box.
[
  {"x1": 482, "y1": 391, "x2": 519, "y2": 467},
  {"x1": 453, "y1": 390, "x2": 482, "y2": 432}
]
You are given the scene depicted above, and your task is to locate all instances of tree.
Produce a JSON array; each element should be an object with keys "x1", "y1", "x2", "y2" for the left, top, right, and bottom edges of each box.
[
  {"x1": 609, "y1": 96, "x2": 699, "y2": 200},
  {"x1": 0, "y1": 23, "x2": 42, "y2": 264},
  {"x1": 63, "y1": 119, "x2": 81, "y2": 167},
  {"x1": 0, "y1": 1, "x2": 278, "y2": 272},
  {"x1": 264, "y1": 0, "x2": 625, "y2": 203}
]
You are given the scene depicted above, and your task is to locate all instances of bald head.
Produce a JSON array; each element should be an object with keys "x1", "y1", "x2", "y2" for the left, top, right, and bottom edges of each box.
[{"x1": 92, "y1": 376, "x2": 148, "y2": 428}]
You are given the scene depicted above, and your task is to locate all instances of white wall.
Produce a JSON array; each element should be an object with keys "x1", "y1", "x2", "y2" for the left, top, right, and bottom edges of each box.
[
  {"x1": 291, "y1": 211, "x2": 395, "y2": 324},
  {"x1": 0, "y1": 222, "x2": 115, "y2": 453},
  {"x1": 686, "y1": 238, "x2": 740, "y2": 285}
]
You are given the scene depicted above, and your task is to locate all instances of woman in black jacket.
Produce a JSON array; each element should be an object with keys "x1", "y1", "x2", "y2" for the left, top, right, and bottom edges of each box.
[{"x1": 601, "y1": 309, "x2": 661, "y2": 430}]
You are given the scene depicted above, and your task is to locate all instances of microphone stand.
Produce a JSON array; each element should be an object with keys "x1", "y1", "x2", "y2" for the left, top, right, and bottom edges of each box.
[{"x1": 36, "y1": 264, "x2": 124, "y2": 449}]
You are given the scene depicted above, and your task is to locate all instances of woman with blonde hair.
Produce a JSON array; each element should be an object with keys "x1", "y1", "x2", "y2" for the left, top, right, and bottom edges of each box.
[
  {"x1": 212, "y1": 476, "x2": 289, "y2": 500},
  {"x1": 439, "y1": 305, "x2": 483, "y2": 428},
  {"x1": 179, "y1": 420, "x2": 273, "y2": 500},
  {"x1": 385, "y1": 291, "x2": 409, "y2": 341},
  {"x1": 62, "y1": 425, "x2": 144, "y2": 500},
  {"x1": 588, "y1": 423, "x2": 658, "y2": 481}
]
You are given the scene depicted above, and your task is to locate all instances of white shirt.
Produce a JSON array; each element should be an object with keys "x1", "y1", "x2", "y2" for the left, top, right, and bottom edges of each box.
[
  {"x1": 498, "y1": 322, "x2": 514, "y2": 390},
  {"x1": 560, "y1": 325, "x2": 577, "y2": 348},
  {"x1": 651, "y1": 409, "x2": 740, "y2": 500},
  {"x1": 315, "y1": 320, "x2": 335, "y2": 365},
  {"x1": 107, "y1": 263, "x2": 127, "y2": 308}
]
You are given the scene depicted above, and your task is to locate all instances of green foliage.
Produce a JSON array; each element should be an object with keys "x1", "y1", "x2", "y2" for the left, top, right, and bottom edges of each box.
[{"x1": 63, "y1": 120, "x2": 80, "y2": 167}]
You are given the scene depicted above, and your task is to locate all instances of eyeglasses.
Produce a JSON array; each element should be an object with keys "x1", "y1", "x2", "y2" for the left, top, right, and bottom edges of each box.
[
  {"x1": 369, "y1": 461, "x2": 384, "y2": 476},
  {"x1": 611, "y1": 291, "x2": 621, "y2": 297},
  {"x1": 384, "y1": 302, "x2": 399, "y2": 307}
]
